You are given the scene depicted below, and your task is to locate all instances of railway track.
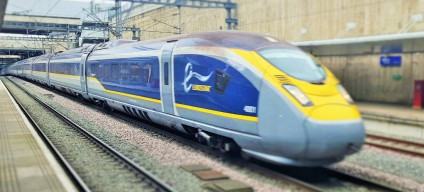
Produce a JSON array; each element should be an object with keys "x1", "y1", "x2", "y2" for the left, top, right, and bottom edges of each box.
[
  {"x1": 366, "y1": 133, "x2": 424, "y2": 157},
  {"x1": 108, "y1": 99, "x2": 403, "y2": 192},
  {"x1": 99, "y1": 105, "x2": 404, "y2": 192},
  {"x1": 9, "y1": 77, "x2": 404, "y2": 192},
  {"x1": 5, "y1": 80, "x2": 90, "y2": 192},
  {"x1": 5, "y1": 77, "x2": 175, "y2": 192}
]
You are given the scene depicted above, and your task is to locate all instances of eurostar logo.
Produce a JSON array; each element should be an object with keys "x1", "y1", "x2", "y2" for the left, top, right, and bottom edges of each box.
[
  {"x1": 182, "y1": 62, "x2": 213, "y2": 93},
  {"x1": 192, "y1": 84, "x2": 211, "y2": 92}
]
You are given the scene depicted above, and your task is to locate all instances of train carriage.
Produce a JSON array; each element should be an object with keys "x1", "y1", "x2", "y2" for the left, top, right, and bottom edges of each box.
[
  {"x1": 21, "y1": 57, "x2": 35, "y2": 79},
  {"x1": 48, "y1": 48, "x2": 86, "y2": 95},
  {"x1": 3, "y1": 31, "x2": 365, "y2": 166},
  {"x1": 31, "y1": 53, "x2": 53, "y2": 85}
]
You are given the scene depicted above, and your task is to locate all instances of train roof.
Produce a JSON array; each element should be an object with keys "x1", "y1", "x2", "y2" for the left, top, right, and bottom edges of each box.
[
  {"x1": 8, "y1": 31, "x2": 298, "y2": 66},
  {"x1": 182, "y1": 30, "x2": 296, "y2": 51},
  {"x1": 134, "y1": 30, "x2": 297, "y2": 51}
]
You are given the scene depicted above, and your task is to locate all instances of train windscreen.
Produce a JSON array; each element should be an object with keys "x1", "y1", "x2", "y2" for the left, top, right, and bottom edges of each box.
[{"x1": 258, "y1": 49, "x2": 326, "y2": 83}]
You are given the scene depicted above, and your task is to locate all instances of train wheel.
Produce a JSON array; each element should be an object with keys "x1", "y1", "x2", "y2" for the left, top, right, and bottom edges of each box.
[
  {"x1": 77, "y1": 94, "x2": 84, "y2": 101},
  {"x1": 101, "y1": 101, "x2": 112, "y2": 111},
  {"x1": 218, "y1": 138, "x2": 239, "y2": 154},
  {"x1": 240, "y1": 151, "x2": 251, "y2": 161}
]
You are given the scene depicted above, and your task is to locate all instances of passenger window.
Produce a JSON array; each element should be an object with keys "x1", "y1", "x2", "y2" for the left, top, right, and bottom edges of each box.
[
  {"x1": 130, "y1": 64, "x2": 140, "y2": 82},
  {"x1": 112, "y1": 63, "x2": 119, "y2": 80},
  {"x1": 104, "y1": 64, "x2": 111, "y2": 80},
  {"x1": 66, "y1": 64, "x2": 73, "y2": 74},
  {"x1": 142, "y1": 63, "x2": 152, "y2": 83},
  {"x1": 121, "y1": 64, "x2": 128, "y2": 81},
  {"x1": 97, "y1": 64, "x2": 103, "y2": 79},
  {"x1": 59, "y1": 64, "x2": 63, "y2": 73},
  {"x1": 90, "y1": 64, "x2": 97, "y2": 77},
  {"x1": 74, "y1": 63, "x2": 79, "y2": 75}
]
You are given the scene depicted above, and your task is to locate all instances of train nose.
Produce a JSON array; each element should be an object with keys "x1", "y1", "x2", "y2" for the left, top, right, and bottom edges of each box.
[{"x1": 304, "y1": 105, "x2": 365, "y2": 160}]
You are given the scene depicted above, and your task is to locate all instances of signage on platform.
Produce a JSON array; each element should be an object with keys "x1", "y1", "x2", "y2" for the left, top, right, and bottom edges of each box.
[
  {"x1": 381, "y1": 45, "x2": 403, "y2": 53},
  {"x1": 380, "y1": 56, "x2": 402, "y2": 67}
]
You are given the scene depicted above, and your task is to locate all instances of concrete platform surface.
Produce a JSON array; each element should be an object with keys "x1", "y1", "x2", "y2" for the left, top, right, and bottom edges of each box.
[
  {"x1": 0, "y1": 79, "x2": 76, "y2": 192},
  {"x1": 356, "y1": 102, "x2": 424, "y2": 122}
]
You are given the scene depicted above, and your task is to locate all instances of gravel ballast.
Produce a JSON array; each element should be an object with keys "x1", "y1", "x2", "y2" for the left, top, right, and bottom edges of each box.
[
  {"x1": 3, "y1": 79, "x2": 154, "y2": 191},
  {"x1": 10, "y1": 77, "x2": 424, "y2": 192},
  {"x1": 331, "y1": 145, "x2": 424, "y2": 192},
  {"x1": 8, "y1": 77, "x2": 293, "y2": 192}
]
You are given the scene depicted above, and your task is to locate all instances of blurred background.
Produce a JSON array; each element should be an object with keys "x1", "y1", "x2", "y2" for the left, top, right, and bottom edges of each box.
[{"x1": 1, "y1": 0, "x2": 423, "y2": 105}]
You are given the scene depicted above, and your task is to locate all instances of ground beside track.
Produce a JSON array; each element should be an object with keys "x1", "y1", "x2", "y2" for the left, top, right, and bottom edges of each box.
[
  {"x1": 6, "y1": 77, "x2": 296, "y2": 192},
  {"x1": 9, "y1": 76, "x2": 424, "y2": 192}
]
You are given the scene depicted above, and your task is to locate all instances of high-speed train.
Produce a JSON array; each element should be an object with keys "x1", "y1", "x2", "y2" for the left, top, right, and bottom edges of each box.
[{"x1": 4, "y1": 31, "x2": 365, "y2": 166}]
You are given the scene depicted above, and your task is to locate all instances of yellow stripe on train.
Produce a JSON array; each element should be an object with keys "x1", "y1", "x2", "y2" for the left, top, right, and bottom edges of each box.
[
  {"x1": 175, "y1": 103, "x2": 258, "y2": 122},
  {"x1": 87, "y1": 77, "x2": 162, "y2": 104}
]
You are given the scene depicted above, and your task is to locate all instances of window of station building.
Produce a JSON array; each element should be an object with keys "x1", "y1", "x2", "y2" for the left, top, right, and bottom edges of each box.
[
  {"x1": 112, "y1": 63, "x2": 119, "y2": 81},
  {"x1": 104, "y1": 64, "x2": 112, "y2": 80},
  {"x1": 121, "y1": 63, "x2": 128, "y2": 81},
  {"x1": 130, "y1": 63, "x2": 140, "y2": 82},
  {"x1": 142, "y1": 63, "x2": 152, "y2": 83}
]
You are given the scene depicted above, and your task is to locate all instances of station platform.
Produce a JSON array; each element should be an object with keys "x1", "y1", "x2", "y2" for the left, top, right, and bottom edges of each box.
[
  {"x1": 356, "y1": 102, "x2": 424, "y2": 123},
  {"x1": 357, "y1": 101, "x2": 424, "y2": 140},
  {"x1": 0, "y1": 80, "x2": 75, "y2": 192}
]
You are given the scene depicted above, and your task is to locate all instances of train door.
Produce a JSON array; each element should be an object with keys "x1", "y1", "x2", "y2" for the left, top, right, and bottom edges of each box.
[
  {"x1": 45, "y1": 60, "x2": 49, "y2": 82},
  {"x1": 80, "y1": 45, "x2": 96, "y2": 95},
  {"x1": 160, "y1": 41, "x2": 177, "y2": 115},
  {"x1": 80, "y1": 53, "x2": 89, "y2": 93},
  {"x1": 46, "y1": 54, "x2": 53, "y2": 86}
]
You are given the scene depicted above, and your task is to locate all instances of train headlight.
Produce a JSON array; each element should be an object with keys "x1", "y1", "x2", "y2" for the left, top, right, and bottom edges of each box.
[
  {"x1": 337, "y1": 84, "x2": 354, "y2": 104},
  {"x1": 283, "y1": 85, "x2": 313, "y2": 106}
]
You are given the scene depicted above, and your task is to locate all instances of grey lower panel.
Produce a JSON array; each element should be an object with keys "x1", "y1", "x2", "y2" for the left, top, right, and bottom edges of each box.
[
  {"x1": 176, "y1": 107, "x2": 258, "y2": 135},
  {"x1": 50, "y1": 79, "x2": 81, "y2": 92},
  {"x1": 32, "y1": 76, "x2": 48, "y2": 83},
  {"x1": 89, "y1": 92, "x2": 264, "y2": 153},
  {"x1": 257, "y1": 81, "x2": 308, "y2": 159},
  {"x1": 88, "y1": 88, "x2": 161, "y2": 112},
  {"x1": 304, "y1": 118, "x2": 365, "y2": 159}
]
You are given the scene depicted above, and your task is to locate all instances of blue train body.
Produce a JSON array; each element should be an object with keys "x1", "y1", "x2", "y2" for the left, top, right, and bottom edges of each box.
[{"x1": 3, "y1": 31, "x2": 365, "y2": 166}]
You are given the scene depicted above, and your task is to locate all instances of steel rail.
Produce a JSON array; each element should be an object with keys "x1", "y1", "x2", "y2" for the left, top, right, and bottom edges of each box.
[
  {"x1": 9, "y1": 77, "x2": 404, "y2": 192},
  {"x1": 6, "y1": 77, "x2": 176, "y2": 192},
  {"x1": 323, "y1": 167, "x2": 403, "y2": 192},
  {"x1": 366, "y1": 133, "x2": 424, "y2": 157},
  {"x1": 3, "y1": 78, "x2": 91, "y2": 192},
  {"x1": 108, "y1": 106, "x2": 406, "y2": 192},
  {"x1": 10, "y1": 77, "x2": 324, "y2": 192}
]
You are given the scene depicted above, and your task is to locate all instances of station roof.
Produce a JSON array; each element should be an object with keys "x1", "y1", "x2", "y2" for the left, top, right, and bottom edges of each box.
[
  {"x1": 291, "y1": 31, "x2": 424, "y2": 47},
  {"x1": 1, "y1": 14, "x2": 81, "y2": 35},
  {"x1": 0, "y1": 0, "x2": 7, "y2": 30},
  {"x1": 291, "y1": 31, "x2": 424, "y2": 56}
]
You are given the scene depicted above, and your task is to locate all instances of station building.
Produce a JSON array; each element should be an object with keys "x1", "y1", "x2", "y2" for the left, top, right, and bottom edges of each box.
[{"x1": 114, "y1": 0, "x2": 424, "y2": 105}]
